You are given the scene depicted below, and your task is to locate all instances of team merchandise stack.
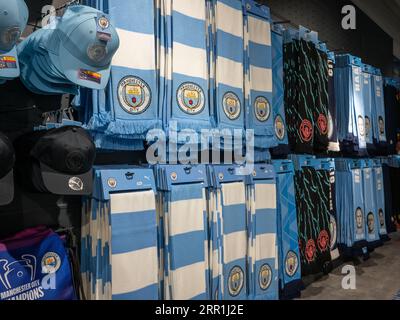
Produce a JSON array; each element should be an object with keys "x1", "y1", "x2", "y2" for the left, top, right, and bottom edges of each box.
[{"x1": 0, "y1": 0, "x2": 399, "y2": 301}]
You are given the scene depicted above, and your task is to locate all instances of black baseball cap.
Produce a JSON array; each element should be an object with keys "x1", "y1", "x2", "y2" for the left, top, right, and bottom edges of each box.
[
  {"x1": 0, "y1": 132, "x2": 15, "y2": 205},
  {"x1": 16, "y1": 126, "x2": 95, "y2": 195}
]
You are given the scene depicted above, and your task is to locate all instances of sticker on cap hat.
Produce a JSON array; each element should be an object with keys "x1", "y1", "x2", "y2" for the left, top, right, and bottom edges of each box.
[
  {"x1": 228, "y1": 266, "x2": 244, "y2": 297},
  {"x1": 300, "y1": 119, "x2": 313, "y2": 142},
  {"x1": 317, "y1": 114, "x2": 328, "y2": 135},
  {"x1": 68, "y1": 177, "x2": 84, "y2": 191},
  {"x1": 0, "y1": 56, "x2": 17, "y2": 69},
  {"x1": 118, "y1": 76, "x2": 152, "y2": 115},
  {"x1": 222, "y1": 92, "x2": 241, "y2": 120},
  {"x1": 259, "y1": 264, "x2": 272, "y2": 290},
  {"x1": 254, "y1": 96, "x2": 270, "y2": 122},
  {"x1": 177, "y1": 82, "x2": 205, "y2": 115},
  {"x1": 285, "y1": 251, "x2": 299, "y2": 277},
  {"x1": 274, "y1": 115, "x2": 285, "y2": 140},
  {"x1": 79, "y1": 70, "x2": 102, "y2": 84}
]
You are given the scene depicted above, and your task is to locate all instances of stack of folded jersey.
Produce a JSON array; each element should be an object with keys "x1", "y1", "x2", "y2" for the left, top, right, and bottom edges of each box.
[
  {"x1": 0, "y1": 0, "x2": 28, "y2": 83},
  {"x1": 17, "y1": 5, "x2": 119, "y2": 95}
]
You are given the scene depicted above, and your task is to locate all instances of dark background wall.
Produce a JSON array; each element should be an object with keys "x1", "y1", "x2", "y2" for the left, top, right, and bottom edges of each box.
[{"x1": 263, "y1": 0, "x2": 394, "y2": 76}]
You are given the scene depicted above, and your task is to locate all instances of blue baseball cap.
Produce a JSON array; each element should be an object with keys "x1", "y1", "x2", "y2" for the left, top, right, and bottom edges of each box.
[
  {"x1": 0, "y1": 0, "x2": 28, "y2": 53},
  {"x1": 0, "y1": 0, "x2": 28, "y2": 80},
  {"x1": 47, "y1": 5, "x2": 120, "y2": 90}
]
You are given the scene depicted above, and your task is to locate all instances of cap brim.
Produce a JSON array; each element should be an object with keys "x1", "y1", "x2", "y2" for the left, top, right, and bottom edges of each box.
[
  {"x1": 57, "y1": 42, "x2": 111, "y2": 90},
  {"x1": 0, "y1": 47, "x2": 20, "y2": 79},
  {"x1": 40, "y1": 163, "x2": 93, "y2": 195},
  {"x1": 0, "y1": 170, "x2": 14, "y2": 205}
]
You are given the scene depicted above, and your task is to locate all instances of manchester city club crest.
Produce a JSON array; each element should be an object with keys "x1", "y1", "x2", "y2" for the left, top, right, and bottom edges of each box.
[
  {"x1": 222, "y1": 92, "x2": 241, "y2": 120},
  {"x1": 228, "y1": 266, "x2": 244, "y2": 297},
  {"x1": 285, "y1": 251, "x2": 299, "y2": 277},
  {"x1": 259, "y1": 264, "x2": 272, "y2": 291},
  {"x1": 177, "y1": 82, "x2": 205, "y2": 115},
  {"x1": 41, "y1": 252, "x2": 61, "y2": 274},
  {"x1": 118, "y1": 76, "x2": 152, "y2": 115},
  {"x1": 274, "y1": 115, "x2": 286, "y2": 140},
  {"x1": 98, "y1": 16, "x2": 110, "y2": 29},
  {"x1": 254, "y1": 96, "x2": 271, "y2": 122}
]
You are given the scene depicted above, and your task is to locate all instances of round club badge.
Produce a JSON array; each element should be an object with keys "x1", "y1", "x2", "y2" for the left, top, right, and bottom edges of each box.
[
  {"x1": 285, "y1": 251, "x2": 299, "y2": 277},
  {"x1": 329, "y1": 215, "x2": 337, "y2": 249},
  {"x1": 177, "y1": 82, "x2": 205, "y2": 115},
  {"x1": 317, "y1": 114, "x2": 328, "y2": 135},
  {"x1": 228, "y1": 266, "x2": 244, "y2": 297},
  {"x1": 107, "y1": 178, "x2": 117, "y2": 189},
  {"x1": 68, "y1": 177, "x2": 84, "y2": 191},
  {"x1": 118, "y1": 76, "x2": 152, "y2": 115},
  {"x1": 275, "y1": 115, "x2": 286, "y2": 141},
  {"x1": 222, "y1": 92, "x2": 241, "y2": 120},
  {"x1": 259, "y1": 264, "x2": 272, "y2": 291},
  {"x1": 300, "y1": 119, "x2": 313, "y2": 142},
  {"x1": 254, "y1": 97, "x2": 271, "y2": 122},
  {"x1": 41, "y1": 252, "x2": 61, "y2": 274},
  {"x1": 317, "y1": 230, "x2": 330, "y2": 252},
  {"x1": 305, "y1": 239, "x2": 316, "y2": 263},
  {"x1": 98, "y1": 16, "x2": 110, "y2": 29}
]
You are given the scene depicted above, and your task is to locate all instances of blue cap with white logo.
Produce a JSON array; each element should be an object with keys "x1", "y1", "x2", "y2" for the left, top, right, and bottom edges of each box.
[
  {"x1": 0, "y1": 0, "x2": 28, "y2": 79},
  {"x1": 47, "y1": 5, "x2": 119, "y2": 90}
]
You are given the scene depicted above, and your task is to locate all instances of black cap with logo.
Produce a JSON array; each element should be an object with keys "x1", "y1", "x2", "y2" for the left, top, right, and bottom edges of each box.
[
  {"x1": 0, "y1": 132, "x2": 15, "y2": 205},
  {"x1": 16, "y1": 126, "x2": 95, "y2": 195}
]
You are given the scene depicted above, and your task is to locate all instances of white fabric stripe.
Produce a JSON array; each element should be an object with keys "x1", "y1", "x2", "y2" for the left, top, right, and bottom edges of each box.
[
  {"x1": 110, "y1": 190, "x2": 156, "y2": 214},
  {"x1": 170, "y1": 261, "x2": 206, "y2": 299},
  {"x1": 223, "y1": 230, "x2": 247, "y2": 264},
  {"x1": 250, "y1": 65, "x2": 272, "y2": 93},
  {"x1": 173, "y1": 0, "x2": 205, "y2": 21},
  {"x1": 248, "y1": 16, "x2": 271, "y2": 46},
  {"x1": 112, "y1": 246, "x2": 158, "y2": 295},
  {"x1": 173, "y1": 42, "x2": 207, "y2": 79},
  {"x1": 255, "y1": 233, "x2": 276, "y2": 261},
  {"x1": 169, "y1": 198, "x2": 205, "y2": 236},
  {"x1": 255, "y1": 184, "x2": 276, "y2": 209},
  {"x1": 112, "y1": 28, "x2": 155, "y2": 70},
  {"x1": 221, "y1": 182, "x2": 246, "y2": 206},
  {"x1": 216, "y1": 56, "x2": 243, "y2": 89},
  {"x1": 216, "y1": 1, "x2": 243, "y2": 38}
]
